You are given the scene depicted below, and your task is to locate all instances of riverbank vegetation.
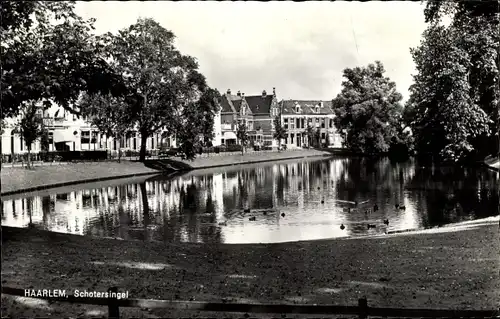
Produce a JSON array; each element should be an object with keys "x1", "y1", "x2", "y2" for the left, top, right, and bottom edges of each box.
[
  {"x1": 332, "y1": 61, "x2": 413, "y2": 161},
  {"x1": 406, "y1": 0, "x2": 499, "y2": 163},
  {"x1": 331, "y1": 1, "x2": 498, "y2": 164}
]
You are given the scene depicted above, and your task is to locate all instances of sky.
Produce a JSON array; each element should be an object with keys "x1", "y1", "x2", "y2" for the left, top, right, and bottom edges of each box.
[{"x1": 75, "y1": 1, "x2": 430, "y2": 102}]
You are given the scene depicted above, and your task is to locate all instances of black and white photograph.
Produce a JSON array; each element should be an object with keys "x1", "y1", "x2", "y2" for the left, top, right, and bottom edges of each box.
[{"x1": 1, "y1": 0, "x2": 499, "y2": 318}]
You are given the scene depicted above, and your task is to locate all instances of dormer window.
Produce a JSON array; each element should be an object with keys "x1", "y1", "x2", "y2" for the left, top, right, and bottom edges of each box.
[
  {"x1": 296, "y1": 106, "x2": 300, "y2": 113},
  {"x1": 315, "y1": 106, "x2": 319, "y2": 113}
]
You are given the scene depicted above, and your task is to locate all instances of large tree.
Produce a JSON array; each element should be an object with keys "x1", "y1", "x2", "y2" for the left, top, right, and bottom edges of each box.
[
  {"x1": 236, "y1": 123, "x2": 249, "y2": 155},
  {"x1": 273, "y1": 116, "x2": 287, "y2": 151},
  {"x1": 332, "y1": 61, "x2": 406, "y2": 155},
  {"x1": 408, "y1": 0, "x2": 498, "y2": 162},
  {"x1": 103, "y1": 18, "x2": 217, "y2": 161},
  {"x1": 18, "y1": 103, "x2": 46, "y2": 169},
  {"x1": 407, "y1": 26, "x2": 491, "y2": 162},
  {"x1": 1, "y1": 1, "x2": 124, "y2": 119},
  {"x1": 175, "y1": 87, "x2": 221, "y2": 159}
]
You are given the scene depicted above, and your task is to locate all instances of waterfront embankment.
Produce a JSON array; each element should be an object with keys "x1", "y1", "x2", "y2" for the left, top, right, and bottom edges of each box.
[{"x1": 0, "y1": 149, "x2": 331, "y2": 195}]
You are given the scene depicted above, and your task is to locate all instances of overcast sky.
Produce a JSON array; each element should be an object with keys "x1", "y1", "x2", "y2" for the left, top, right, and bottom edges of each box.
[{"x1": 75, "y1": 1, "x2": 429, "y2": 102}]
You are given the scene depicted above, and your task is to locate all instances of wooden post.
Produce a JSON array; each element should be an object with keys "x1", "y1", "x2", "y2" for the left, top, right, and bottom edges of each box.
[
  {"x1": 108, "y1": 287, "x2": 120, "y2": 319},
  {"x1": 358, "y1": 297, "x2": 368, "y2": 319}
]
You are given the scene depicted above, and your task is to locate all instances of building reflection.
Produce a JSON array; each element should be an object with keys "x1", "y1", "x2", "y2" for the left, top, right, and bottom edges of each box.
[{"x1": 2, "y1": 157, "x2": 498, "y2": 244}]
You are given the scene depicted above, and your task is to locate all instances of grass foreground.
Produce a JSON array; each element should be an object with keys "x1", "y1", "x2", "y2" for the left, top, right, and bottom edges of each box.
[{"x1": 1, "y1": 221, "x2": 499, "y2": 318}]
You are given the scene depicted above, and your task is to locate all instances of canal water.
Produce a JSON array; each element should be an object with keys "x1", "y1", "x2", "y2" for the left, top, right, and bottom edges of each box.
[{"x1": 1, "y1": 157, "x2": 499, "y2": 243}]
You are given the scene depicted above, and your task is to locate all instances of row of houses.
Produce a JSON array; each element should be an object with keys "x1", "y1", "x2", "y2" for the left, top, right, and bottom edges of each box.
[
  {"x1": 217, "y1": 88, "x2": 343, "y2": 148},
  {"x1": 0, "y1": 88, "x2": 344, "y2": 158}
]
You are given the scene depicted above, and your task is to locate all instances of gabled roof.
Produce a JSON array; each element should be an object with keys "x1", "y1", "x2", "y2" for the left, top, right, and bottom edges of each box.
[
  {"x1": 232, "y1": 99, "x2": 242, "y2": 112},
  {"x1": 219, "y1": 95, "x2": 235, "y2": 113},
  {"x1": 280, "y1": 100, "x2": 334, "y2": 115},
  {"x1": 244, "y1": 95, "x2": 274, "y2": 114}
]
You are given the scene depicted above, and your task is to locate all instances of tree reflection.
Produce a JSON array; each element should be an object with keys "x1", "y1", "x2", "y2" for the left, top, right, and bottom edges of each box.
[
  {"x1": 139, "y1": 182, "x2": 151, "y2": 240},
  {"x1": 409, "y1": 166, "x2": 499, "y2": 228}
]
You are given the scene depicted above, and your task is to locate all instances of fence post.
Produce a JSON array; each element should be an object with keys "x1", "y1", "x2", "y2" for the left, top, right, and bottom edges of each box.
[
  {"x1": 358, "y1": 297, "x2": 368, "y2": 319},
  {"x1": 108, "y1": 287, "x2": 120, "y2": 319}
]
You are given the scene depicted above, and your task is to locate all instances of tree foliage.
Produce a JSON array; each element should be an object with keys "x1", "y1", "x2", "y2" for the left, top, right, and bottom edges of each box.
[
  {"x1": 18, "y1": 103, "x2": 46, "y2": 168},
  {"x1": 1, "y1": 1, "x2": 124, "y2": 119},
  {"x1": 236, "y1": 123, "x2": 249, "y2": 155},
  {"x1": 77, "y1": 93, "x2": 132, "y2": 161},
  {"x1": 408, "y1": 0, "x2": 499, "y2": 162},
  {"x1": 332, "y1": 61, "x2": 406, "y2": 155},
  {"x1": 176, "y1": 87, "x2": 221, "y2": 159},
  {"x1": 273, "y1": 116, "x2": 287, "y2": 148},
  {"x1": 103, "y1": 18, "x2": 217, "y2": 161},
  {"x1": 78, "y1": 93, "x2": 131, "y2": 139}
]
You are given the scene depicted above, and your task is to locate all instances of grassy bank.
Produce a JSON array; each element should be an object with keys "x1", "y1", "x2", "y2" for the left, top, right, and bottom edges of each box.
[
  {"x1": 1, "y1": 222, "x2": 499, "y2": 318},
  {"x1": 0, "y1": 161, "x2": 160, "y2": 196},
  {"x1": 1, "y1": 149, "x2": 331, "y2": 195},
  {"x1": 153, "y1": 149, "x2": 331, "y2": 169}
]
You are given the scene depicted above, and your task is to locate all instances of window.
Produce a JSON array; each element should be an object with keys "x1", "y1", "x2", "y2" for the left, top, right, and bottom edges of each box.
[
  {"x1": 20, "y1": 136, "x2": 23, "y2": 151},
  {"x1": 296, "y1": 118, "x2": 300, "y2": 129},
  {"x1": 48, "y1": 132, "x2": 54, "y2": 144},
  {"x1": 284, "y1": 118, "x2": 288, "y2": 129},
  {"x1": 315, "y1": 106, "x2": 319, "y2": 113},
  {"x1": 296, "y1": 106, "x2": 300, "y2": 113},
  {"x1": 290, "y1": 133, "x2": 294, "y2": 144},
  {"x1": 321, "y1": 119, "x2": 325, "y2": 128},
  {"x1": 91, "y1": 131, "x2": 97, "y2": 143},
  {"x1": 321, "y1": 133, "x2": 326, "y2": 139},
  {"x1": 301, "y1": 118, "x2": 305, "y2": 129},
  {"x1": 81, "y1": 131, "x2": 90, "y2": 144}
]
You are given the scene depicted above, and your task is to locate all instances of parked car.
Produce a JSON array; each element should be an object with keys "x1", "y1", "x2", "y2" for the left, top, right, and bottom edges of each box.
[{"x1": 159, "y1": 147, "x2": 180, "y2": 157}]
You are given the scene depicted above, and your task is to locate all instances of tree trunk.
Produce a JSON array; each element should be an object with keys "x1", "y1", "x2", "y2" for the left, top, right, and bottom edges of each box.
[
  {"x1": 139, "y1": 182, "x2": 150, "y2": 240},
  {"x1": 117, "y1": 137, "x2": 122, "y2": 163},
  {"x1": 139, "y1": 132, "x2": 148, "y2": 162},
  {"x1": 27, "y1": 145, "x2": 31, "y2": 169}
]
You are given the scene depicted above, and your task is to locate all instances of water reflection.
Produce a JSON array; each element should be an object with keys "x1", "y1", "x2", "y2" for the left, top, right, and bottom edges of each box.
[{"x1": 2, "y1": 157, "x2": 498, "y2": 244}]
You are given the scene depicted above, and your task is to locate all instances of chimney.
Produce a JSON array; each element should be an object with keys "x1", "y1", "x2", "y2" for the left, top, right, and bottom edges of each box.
[
  {"x1": 273, "y1": 87, "x2": 276, "y2": 96},
  {"x1": 227, "y1": 89, "x2": 231, "y2": 95},
  {"x1": 237, "y1": 91, "x2": 241, "y2": 97},
  {"x1": 262, "y1": 90, "x2": 267, "y2": 98}
]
